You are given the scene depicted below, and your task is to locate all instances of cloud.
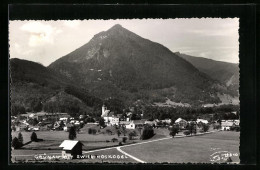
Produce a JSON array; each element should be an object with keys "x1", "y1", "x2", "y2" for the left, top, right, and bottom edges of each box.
[
  {"x1": 63, "y1": 20, "x2": 80, "y2": 28},
  {"x1": 20, "y1": 21, "x2": 62, "y2": 47}
]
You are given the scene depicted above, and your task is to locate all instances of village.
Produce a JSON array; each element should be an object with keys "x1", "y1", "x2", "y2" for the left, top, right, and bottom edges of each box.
[
  {"x1": 11, "y1": 104, "x2": 240, "y2": 163},
  {"x1": 11, "y1": 104, "x2": 240, "y2": 133}
]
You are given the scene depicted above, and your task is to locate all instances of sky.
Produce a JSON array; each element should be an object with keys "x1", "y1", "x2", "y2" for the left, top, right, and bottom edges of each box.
[{"x1": 9, "y1": 19, "x2": 239, "y2": 66}]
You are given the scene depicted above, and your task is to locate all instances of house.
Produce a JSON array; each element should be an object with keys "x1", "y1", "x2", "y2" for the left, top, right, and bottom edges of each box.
[
  {"x1": 144, "y1": 120, "x2": 156, "y2": 126},
  {"x1": 63, "y1": 123, "x2": 74, "y2": 132},
  {"x1": 60, "y1": 117, "x2": 68, "y2": 122},
  {"x1": 221, "y1": 120, "x2": 234, "y2": 131},
  {"x1": 196, "y1": 119, "x2": 209, "y2": 124},
  {"x1": 22, "y1": 112, "x2": 70, "y2": 121},
  {"x1": 45, "y1": 113, "x2": 70, "y2": 120},
  {"x1": 101, "y1": 105, "x2": 120, "y2": 126},
  {"x1": 161, "y1": 119, "x2": 172, "y2": 124},
  {"x1": 125, "y1": 120, "x2": 145, "y2": 129},
  {"x1": 59, "y1": 140, "x2": 83, "y2": 159},
  {"x1": 175, "y1": 118, "x2": 188, "y2": 129},
  {"x1": 234, "y1": 119, "x2": 240, "y2": 126},
  {"x1": 120, "y1": 121, "x2": 132, "y2": 129}
]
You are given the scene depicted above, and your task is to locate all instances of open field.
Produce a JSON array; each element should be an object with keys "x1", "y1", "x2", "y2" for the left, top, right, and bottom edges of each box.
[
  {"x1": 11, "y1": 124, "x2": 170, "y2": 150},
  {"x1": 12, "y1": 130, "x2": 239, "y2": 163},
  {"x1": 121, "y1": 131, "x2": 239, "y2": 163}
]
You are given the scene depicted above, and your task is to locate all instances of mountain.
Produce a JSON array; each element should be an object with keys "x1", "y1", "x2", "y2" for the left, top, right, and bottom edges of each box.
[
  {"x1": 10, "y1": 58, "x2": 102, "y2": 116},
  {"x1": 49, "y1": 24, "x2": 230, "y2": 106},
  {"x1": 175, "y1": 52, "x2": 239, "y2": 97}
]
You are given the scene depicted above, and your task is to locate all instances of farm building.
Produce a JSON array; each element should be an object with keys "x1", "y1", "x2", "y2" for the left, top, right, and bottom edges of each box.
[
  {"x1": 221, "y1": 120, "x2": 234, "y2": 131},
  {"x1": 196, "y1": 119, "x2": 209, "y2": 124},
  {"x1": 59, "y1": 140, "x2": 83, "y2": 159},
  {"x1": 161, "y1": 119, "x2": 172, "y2": 124},
  {"x1": 144, "y1": 120, "x2": 156, "y2": 126},
  {"x1": 125, "y1": 120, "x2": 145, "y2": 129},
  {"x1": 175, "y1": 118, "x2": 188, "y2": 129}
]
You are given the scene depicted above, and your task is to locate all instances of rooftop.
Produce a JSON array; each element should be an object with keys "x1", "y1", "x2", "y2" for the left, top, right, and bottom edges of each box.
[{"x1": 59, "y1": 140, "x2": 83, "y2": 150}]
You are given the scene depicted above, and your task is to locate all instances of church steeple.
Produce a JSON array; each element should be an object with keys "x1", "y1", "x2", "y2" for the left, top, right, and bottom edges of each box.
[{"x1": 101, "y1": 104, "x2": 107, "y2": 117}]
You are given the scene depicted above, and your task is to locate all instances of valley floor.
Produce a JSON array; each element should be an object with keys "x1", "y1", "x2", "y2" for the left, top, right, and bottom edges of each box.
[{"x1": 11, "y1": 130, "x2": 239, "y2": 164}]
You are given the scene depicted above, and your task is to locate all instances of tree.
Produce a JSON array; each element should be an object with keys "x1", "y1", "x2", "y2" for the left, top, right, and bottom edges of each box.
[
  {"x1": 98, "y1": 117, "x2": 105, "y2": 128},
  {"x1": 12, "y1": 137, "x2": 22, "y2": 149},
  {"x1": 68, "y1": 126, "x2": 77, "y2": 140},
  {"x1": 18, "y1": 132, "x2": 23, "y2": 144},
  {"x1": 187, "y1": 122, "x2": 197, "y2": 136},
  {"x1": 141, "y1": 126, "x2": 154, "y2": 140},
  {"x1": 169, "y1": 126, "x2": 179, "y2": 138},
  {"x1": 59, "y1": 120, "x2": 65, "y2": 128},
  {"x1": 122, "y1": 126, "x2": 127, "y2": 136},
  {"x1": 202, "y1": 123, "x2": 209, "y2": 132},
  {"x1": 117, "y1": 130, "x2": 121, "y2": 137},
  {"x1": 128, "y1": 131, "x2": 136, "y2": 140},
  {"x1": 11, "y1": 104, "x2": 26, "y2": 116},
  {"x1": 28, "y1": 118, "x2": 39, "y2": 126},
  {"x1": 122, "y1": 137, "x2": 127, "y2": 143},
  {"x1": 31, "y1": 132, "x2": 38, "y2": 142},
  {"x1": 85, "y1": 117, "x2": 95, "y2": 123},
  {"x1": 30, "y1": 99, "x2": 42, "y2": 112}
]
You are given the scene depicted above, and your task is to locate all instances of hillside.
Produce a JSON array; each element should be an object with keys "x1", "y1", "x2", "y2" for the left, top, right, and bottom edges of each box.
[
  {"x1": 10, "y1": 58, "x2": 102, "y2": 116},
  {"x1": 176, "y1": 52, "x2": 239, "y2": 97},
  {"x1": 49, "y1": 24, "x2": 228, "y2": 106}
]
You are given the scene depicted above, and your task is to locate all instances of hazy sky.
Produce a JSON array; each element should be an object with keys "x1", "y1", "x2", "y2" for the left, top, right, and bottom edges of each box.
[{"x1": 9, "y1": 19, "x2": 239, "y2": 66}]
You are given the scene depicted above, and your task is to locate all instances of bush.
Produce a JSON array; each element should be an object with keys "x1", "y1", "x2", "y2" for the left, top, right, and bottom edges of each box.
[
  {"x1": 199, "y1": 129, "x2": 204, "y2": 133},
  {"x1": 31, "y1": 132, "x2": 38, "y2": 142},
  {"x1": 12, "y1": 137, "x2": 22, "y2": 149},
  {"x1": 183, "y1": 130, "x2": 190, "y2": 136},
  {"x1": 11, "y1": 126, "x2": 16, "y2": 131},
  {"x1": 230, "y1": 126, "x2": 240, "y2": 132},
  {"x1": 169, "y1": 126, "x2": 179, "y2": 138},
  {"x1": 122, "y1": 137, "x2": 127, "y2": 143},
  {"x1": 213, "y1": 124, "x2": 221, "y2": 130},
  {"x1": 226, "y1": 157, "x2": 233, "y2": 163},
  {"x1": 111, "y1": 138, "x2": 118, "y2": 142},
  {"x1": 202, "y1": 123, "x2": 209, "y2": 132},
  {"x1": 141, "y1": 126, "x2": 154, "y2": 140},
  {"x1": 119, "y1": 142, "x2": 123, "y2": 146},
  {"x1": 117, "y1": 130, "x2": 121, "y2": 137},
  {"x1": 88, "y1": 128, "x2": 97, "y2": 135},
  {"x1": 128, "y1": 131, "x2": 137, "y2": 140},
  {"x1": 106, "y1": 129, "x2": 113, "y2": 135}
]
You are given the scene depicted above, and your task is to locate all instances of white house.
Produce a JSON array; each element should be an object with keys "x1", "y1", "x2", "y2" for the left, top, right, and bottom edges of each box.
[
  {"x1": 125, "y1": 120, "x2": 145, "y2": 129},
  {"x1": 144, "y1": 120, "x2": 156, "y2": 126},
  {"x1": 175, "y1": 118, "x2": 188, "y2": 129},
  {"x1": 196, "y1": 119, "x2": 209, "y2": 124},
  {"x1": 161, "y1": 119, "x2": 172, "y2": 124},
  {"x1": 221, "y1": 120, "x2": 234, "y2": 131},
  {"x1": 234, "y1": 119, "x2": 240, "y2": 126},
  {"x1": 125, "y1": 121, "x2": 135, "y2": 129},
  {"x1": 59, "y1": 117, "x2": 68, "y2": 122}
]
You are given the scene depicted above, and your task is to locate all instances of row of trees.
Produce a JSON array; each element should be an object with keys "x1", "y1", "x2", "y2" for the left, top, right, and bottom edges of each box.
[{"x1": 12, "y1": 132, "x2": 38, "y2": 149}]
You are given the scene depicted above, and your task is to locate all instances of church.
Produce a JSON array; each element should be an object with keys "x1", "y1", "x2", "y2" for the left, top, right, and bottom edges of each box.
[{"x1": 101, "y1": 104, "x2": 119, "y2": 126}]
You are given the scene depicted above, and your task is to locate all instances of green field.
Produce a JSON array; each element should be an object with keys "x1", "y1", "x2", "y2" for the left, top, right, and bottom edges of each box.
[
  {"x1": 121, "y1": 131, "x2": 239, "y2": 163},
  {"x1": 12, "y1": 127, "x2": 239, "y2": 163}
]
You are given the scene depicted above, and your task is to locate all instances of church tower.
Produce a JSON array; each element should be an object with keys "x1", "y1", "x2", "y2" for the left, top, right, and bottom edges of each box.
[{"x1": 101, "y1": 104, "x2": 107, "y2": 117}]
